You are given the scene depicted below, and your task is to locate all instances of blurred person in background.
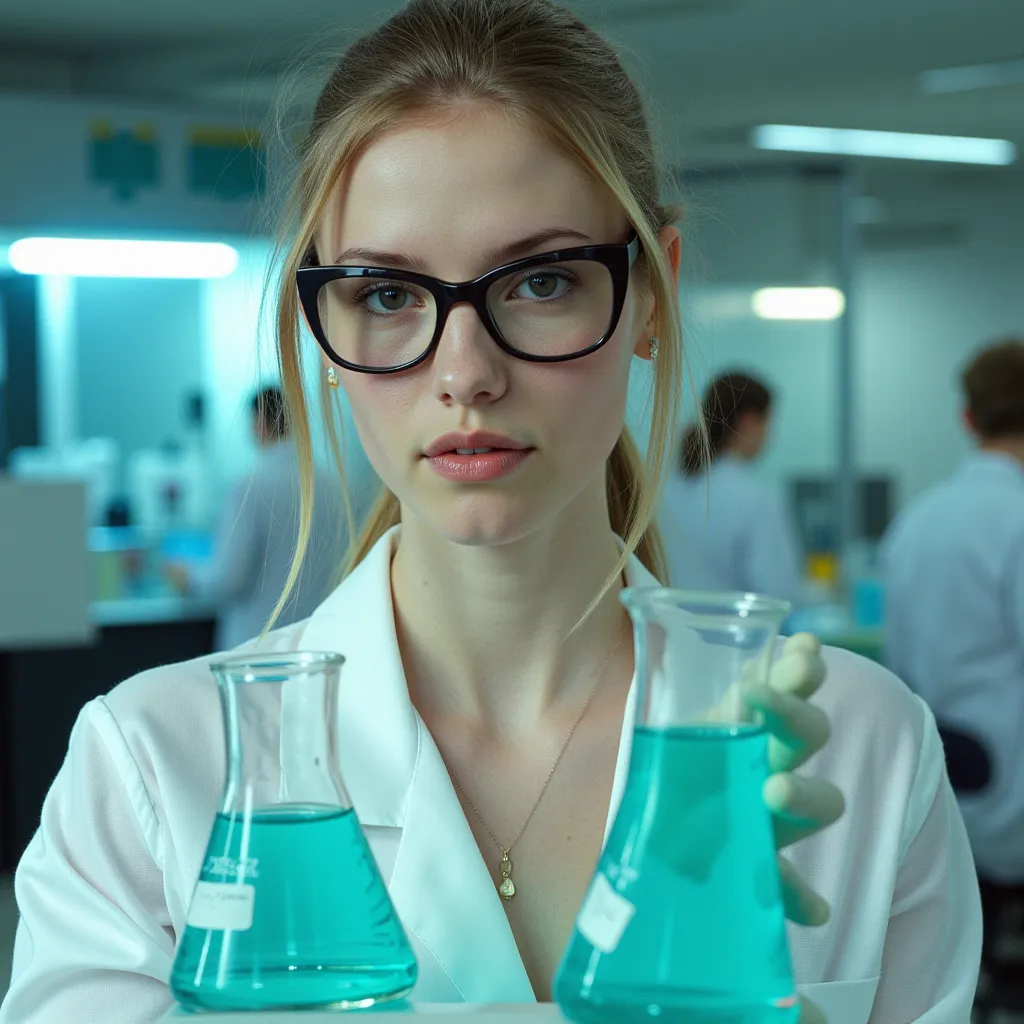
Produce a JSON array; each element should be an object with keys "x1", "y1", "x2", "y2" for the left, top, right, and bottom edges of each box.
[
  {"x1": 660, "y1": 371, "x2": 804, "y2": 603},
  {"x1": 166, "y1": 386, "x2": 344, "y2": 648},
  {"x1": 883, "y1": 338, "x2": 1024, "y2": 887}
]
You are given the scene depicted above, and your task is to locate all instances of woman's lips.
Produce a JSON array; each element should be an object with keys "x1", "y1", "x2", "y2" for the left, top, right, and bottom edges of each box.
[{"x1": 426, "y1": 448, "x2": 533, "y2": 482}]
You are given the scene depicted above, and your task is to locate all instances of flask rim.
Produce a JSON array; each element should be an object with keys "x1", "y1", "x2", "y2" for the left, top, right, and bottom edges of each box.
[
  {"x1": 209, "y1": 651, "x2": 345, "y2": 681},
  {"x1": 621, "y1": 587, "x2": 791, "y2": 624}
]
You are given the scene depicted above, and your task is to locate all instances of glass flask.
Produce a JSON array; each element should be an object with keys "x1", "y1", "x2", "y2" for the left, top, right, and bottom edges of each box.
[
  {"x1": 170, "y1": 652, "x2": 417, "y2": 1012},
  {"x1": 555, "y1": 590, "x2": 797, "y2": 1024}
]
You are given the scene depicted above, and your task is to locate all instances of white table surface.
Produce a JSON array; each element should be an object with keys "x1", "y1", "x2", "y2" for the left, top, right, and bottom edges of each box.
[{"x1": 160, "y1": 1004, "x2": 566, "y2": 1021}]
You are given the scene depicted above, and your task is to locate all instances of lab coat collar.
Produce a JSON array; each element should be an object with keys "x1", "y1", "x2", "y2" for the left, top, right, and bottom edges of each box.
[
  {"x1": 296, "y1": 526, "x2": 654, "y2": 1001},
  {"x1": 962, "y1": 449, "x2": 1024, "y2": 485}
]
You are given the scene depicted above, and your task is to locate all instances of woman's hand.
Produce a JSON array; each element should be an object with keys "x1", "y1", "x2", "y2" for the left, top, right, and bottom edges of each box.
[{"x1": 744, "y1": 632, "x2": 845, "y2": 927}]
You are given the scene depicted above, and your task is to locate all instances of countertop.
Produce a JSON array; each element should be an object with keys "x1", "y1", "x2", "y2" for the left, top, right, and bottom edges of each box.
[
  {"x1": 91, "y1": 595, "x2": 217, "y2": 628},
  {"x1": 160, "y1": 1005, "x2": 566, "y2": 1021}
]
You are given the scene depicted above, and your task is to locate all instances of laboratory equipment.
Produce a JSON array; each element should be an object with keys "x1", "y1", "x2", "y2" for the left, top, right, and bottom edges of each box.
[
  {"x1": 170, "y1": 652, "x2": 417, "y2": 1012},
  {"x1": 555, "y1": 589, "x2": 796, "y2": 1024}
]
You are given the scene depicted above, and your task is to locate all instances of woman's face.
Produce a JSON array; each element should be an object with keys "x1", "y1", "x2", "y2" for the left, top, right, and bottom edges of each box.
[{"x1": 319, "y1": 104, "x2": 668, "y2": 547}]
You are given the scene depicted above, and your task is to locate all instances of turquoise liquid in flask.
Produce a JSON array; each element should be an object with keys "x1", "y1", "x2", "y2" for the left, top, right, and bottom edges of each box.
[
  {"x1": 170, "y1": 653, "x2": 417, "y2": 1012},
  {"x1": 555, "y1": 590, "x2": 798, "y2": 1024}
]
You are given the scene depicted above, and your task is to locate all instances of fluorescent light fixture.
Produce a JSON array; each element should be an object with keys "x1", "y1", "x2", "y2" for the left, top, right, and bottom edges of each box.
[
  {"x1": 752, "y1": 287, "x2": 846, "y2": 321},
  {"x1": 751, "y1": 124, "x2": 1016, "y2": 166},
  {"x1": 7, "y1": 238, "x2": 239, "y2": 278},
  {"x1": 920, "y1": 58, "x2": 1024, "y2": 95}
]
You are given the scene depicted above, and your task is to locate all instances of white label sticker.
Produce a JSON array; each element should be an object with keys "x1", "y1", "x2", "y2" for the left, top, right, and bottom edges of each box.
[
  {"x1": 186, "y1": 881, "x2": 255, "y2": 932},
  {"x1": 577, "y1": 873, "x2": 636, "y2": 954}
]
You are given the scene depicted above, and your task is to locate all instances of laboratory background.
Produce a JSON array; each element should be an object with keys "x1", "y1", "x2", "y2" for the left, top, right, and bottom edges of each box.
[{"x1": 0, "y1": 0, "x2": 1022, "y2": 1017}]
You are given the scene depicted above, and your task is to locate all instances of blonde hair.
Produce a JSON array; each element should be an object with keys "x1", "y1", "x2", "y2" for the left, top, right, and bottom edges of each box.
[{"x1": 270, "y1": 0, "x2": 684, "y2": 626}]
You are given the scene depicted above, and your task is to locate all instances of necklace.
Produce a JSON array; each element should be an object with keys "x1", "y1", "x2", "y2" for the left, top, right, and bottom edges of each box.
[{"x1": 447, "y1": 620, "x2": 627, "y2": 901}]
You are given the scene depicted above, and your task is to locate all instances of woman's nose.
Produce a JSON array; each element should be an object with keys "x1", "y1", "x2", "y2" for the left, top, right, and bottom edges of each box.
[{"x1": 429, "y1": 303, "x2": 509, "y2": 407}]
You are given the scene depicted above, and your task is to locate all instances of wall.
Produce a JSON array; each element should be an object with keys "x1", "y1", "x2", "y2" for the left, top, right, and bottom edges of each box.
[
  {"x1": 858, "y1": 183, "x2": 1024, "y2": 505},
  {"x1": 674, "y1": 173, "x2": 1024, "y2": 512},
  {"x1": 0, "y1": 93, "x2": 265, "y2": 234},
  {"x1": 75, "y1": 277, "x2": 204, "y2": 460}
]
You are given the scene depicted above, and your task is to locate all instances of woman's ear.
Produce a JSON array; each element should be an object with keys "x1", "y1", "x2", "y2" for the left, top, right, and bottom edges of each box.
[{"x1": 635, "y1": 225, "x2": 682, "y2": 359}]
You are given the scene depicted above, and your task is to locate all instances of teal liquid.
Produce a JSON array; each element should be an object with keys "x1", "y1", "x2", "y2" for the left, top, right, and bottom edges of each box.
[
  {"x1": 555, "y1": 726, "x2": 797, "y2": 1024},
  {"x1": 170, "y1": 805, "x2": 417, "y2": 1012}
]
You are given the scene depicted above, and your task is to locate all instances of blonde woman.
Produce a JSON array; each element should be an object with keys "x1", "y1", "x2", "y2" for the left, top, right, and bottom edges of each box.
[{"x1": 2, "y1": 2, "x2": 979, "y2": 1022}]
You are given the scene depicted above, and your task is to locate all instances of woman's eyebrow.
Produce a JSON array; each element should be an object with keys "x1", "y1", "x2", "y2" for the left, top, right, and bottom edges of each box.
[
  {"x1": 483, "y1": 227, "x2": 593, "y2": 265},
  {"x1": 332, "y1": 227, "x2": 594, "y2": 272},
  {"x1": 333, "y1": 246, "x2": 427, "y2": 269}
]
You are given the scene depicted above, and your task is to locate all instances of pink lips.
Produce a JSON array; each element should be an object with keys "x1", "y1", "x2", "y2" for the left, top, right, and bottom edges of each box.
[{"x1": 423, "y1": 430, "x2": 533, "y2": 482}]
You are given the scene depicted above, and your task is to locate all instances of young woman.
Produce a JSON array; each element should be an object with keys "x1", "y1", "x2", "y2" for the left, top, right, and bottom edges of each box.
[
  {"x1": 2, "y1": 2, "x2": 980, "y2": 1023},
  {"x1": 661, "y1": 372, "x2": 804, "y2": 603}
]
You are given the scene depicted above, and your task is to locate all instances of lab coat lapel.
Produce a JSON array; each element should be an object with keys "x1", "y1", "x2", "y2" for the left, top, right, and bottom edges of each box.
[
  {"x1": 389, "y1": 717, "x2": 536, "y2": 1002},
  {"x1": 297, "y1": 527, "x2": 534, "y2": 1001},
  {"x1": 297, "y1": 527, "x2": 419, "y2": 827}
]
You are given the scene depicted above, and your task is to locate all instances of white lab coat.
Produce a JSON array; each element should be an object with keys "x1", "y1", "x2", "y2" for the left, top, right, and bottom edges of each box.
[
  {"x1": 661, "y1": 456, "x2": 804, "y2": 604},
  {"x1": 3, "y1": 528, "x2": 980, "y2": 1024},
  {"x1": 882, "y1": 451, "x2": 1024, "y2": 883},
  {"x1": 195, "y1": 442, "x2": 343, "y2": 650}
]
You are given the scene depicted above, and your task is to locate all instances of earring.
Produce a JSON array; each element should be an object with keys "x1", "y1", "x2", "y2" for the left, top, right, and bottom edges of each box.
[
  {"x1": 649, "y1": 336, "x2": 659, "y2": 362},
  {"x1": 326, "y1": 367, "x2": 339, "y2": 390}
]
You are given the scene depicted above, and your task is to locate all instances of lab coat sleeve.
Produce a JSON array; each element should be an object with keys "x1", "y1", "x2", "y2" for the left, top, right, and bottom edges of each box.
[
  {"x1": 870, "y1": 700, "x2": 982, "y2": 1023},
  {"x1": 1010, "y1": 531, "x2": 1024, "y2": 655},
  {"x1": 744, "y1": 488, "x2": 804, "y2": 604},
  {"x1": 194, "y1": 476, "x2": 264, "y2": 604},
  {"x1": 1, "y1": 699, "x2": 176, "y2": 1024}
]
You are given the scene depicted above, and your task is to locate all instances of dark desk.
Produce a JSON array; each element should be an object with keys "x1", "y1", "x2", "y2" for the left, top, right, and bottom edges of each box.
[{"x1": 0, "y1": 603, "x2": 216, "y2": 869}]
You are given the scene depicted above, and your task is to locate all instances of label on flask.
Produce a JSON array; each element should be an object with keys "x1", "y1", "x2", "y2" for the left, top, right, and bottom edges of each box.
[
  {"x1": 186, "y1": 881, "x2": 255, "y2": 932},
  {"x1": 577, "y1": 873, "x2": 636, "y2": 953}
]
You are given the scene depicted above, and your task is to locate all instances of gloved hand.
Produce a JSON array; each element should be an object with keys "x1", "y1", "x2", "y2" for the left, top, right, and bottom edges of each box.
[{"x1": 744, "y1": 632, "x2": 844, "y2": 1024}]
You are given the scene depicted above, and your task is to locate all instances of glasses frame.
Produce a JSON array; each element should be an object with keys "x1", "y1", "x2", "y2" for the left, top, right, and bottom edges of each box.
[{"x1": 296, "y1": 233, "x2": 642, "y2": 375}]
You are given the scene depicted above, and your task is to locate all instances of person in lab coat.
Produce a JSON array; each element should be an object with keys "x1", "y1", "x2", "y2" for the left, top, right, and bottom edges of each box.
[
  {"x1": 3, "y1": 3, "x2": 979, "y2": 1022},
  {"x1": 661, "y1": 372, "x2": 804, "y2": 603},
  {"x1": 882, "y1": 338, "x2": 1024, "y2": 886},
  {"x1": 166, "y1": 386, "x2": 344, "y2": 650}
]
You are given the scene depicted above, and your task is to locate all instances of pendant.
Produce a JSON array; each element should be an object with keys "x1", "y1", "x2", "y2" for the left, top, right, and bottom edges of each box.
[{"x1": 498, "y1": 850, "x2": 516, "y2": 900}]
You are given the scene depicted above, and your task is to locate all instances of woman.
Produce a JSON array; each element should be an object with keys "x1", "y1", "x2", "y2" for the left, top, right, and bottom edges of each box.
[
  {"x1": 662, "y1": 373, "x2": 804, "y2": 603},
  {"x1": 2, "y1": 2, "x2": 979, "y2": 1022}
]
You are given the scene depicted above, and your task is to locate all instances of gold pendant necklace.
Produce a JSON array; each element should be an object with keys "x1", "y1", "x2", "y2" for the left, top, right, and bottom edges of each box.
[{"x1": 447, "y1": 621, "x2": 626, "y2": 901}]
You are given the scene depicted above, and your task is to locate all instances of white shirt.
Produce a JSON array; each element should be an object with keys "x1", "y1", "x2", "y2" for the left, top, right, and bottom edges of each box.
[
  {"x1": 882, "y1": 451, "x2": 1024, "y2": 883},
  {"x1": 194, "y1": 442, "x2": 343, "y2": 649},
  {"x1": 660, "y1": 456, "x2": 804, "y2": 604},
  {"x1": 3, "y1": 528, "x2": 980, "y2": 1024}
]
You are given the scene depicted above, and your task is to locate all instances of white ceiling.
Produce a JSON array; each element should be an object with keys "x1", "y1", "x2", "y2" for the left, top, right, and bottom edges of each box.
[{"x1": 0, "y1": 0, "x2": 1022, "y2": 187}]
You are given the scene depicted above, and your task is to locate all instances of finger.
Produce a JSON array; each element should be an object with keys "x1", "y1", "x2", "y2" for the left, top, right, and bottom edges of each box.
[
  {"x1": 770, "y1": 646, "x2": 827, "y2": 701},
  {"x1": 782, "y1": 632, "x2": 821, "y2": 658},
  {"x1": 778, "y1": 854, "x2": 831, "y2": 927},
  {"x1": 798, "y1": 995, "x2": 827, "y2": 1024},
  {"x1": 765, "y1": 772, "x2": 846, "y2": 849},
  {"x1": 744, "y1": 684, "x2": 831, "y2": 772}
]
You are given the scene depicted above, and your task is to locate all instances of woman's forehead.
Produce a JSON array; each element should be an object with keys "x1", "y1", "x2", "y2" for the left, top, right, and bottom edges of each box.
[{"x1": 319, "y1": 106, "x2": 626, "y2": 275}]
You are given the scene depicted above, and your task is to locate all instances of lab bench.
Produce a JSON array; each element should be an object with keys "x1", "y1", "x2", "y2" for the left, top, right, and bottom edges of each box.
[{"x1": 0, "y1": 597, "x2": 217, "y2": 870}]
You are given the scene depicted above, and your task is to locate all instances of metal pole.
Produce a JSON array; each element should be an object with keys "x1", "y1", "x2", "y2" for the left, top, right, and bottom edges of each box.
[{"x1": 836, "y1": 167, "x2": 858, "y2": 588}]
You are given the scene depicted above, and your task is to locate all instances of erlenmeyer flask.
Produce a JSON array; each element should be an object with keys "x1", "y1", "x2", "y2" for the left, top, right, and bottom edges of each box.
[
  {"x1": 555, "y1": 590, "x2": 797, "y2": 1024},
  {"x1": 170, "y1": 653, "x2": 417, "y2": 1012}
]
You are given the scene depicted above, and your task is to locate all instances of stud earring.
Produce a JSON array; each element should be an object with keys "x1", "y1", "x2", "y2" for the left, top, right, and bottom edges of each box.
[
  {"x1": 649, "y1": 336, "x2": 659, "y2": 362},
  {"x1": 326, "y1": 367, "x2": 339, "y2": 390}
]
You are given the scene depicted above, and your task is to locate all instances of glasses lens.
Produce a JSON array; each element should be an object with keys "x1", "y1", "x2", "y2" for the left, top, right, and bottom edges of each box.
[
  {"x1": 486, "y1": 259, "x2": 614, "y2": 358},
  {"x1": 316, "y1": 276, "x2": 436, "y2": 369}
]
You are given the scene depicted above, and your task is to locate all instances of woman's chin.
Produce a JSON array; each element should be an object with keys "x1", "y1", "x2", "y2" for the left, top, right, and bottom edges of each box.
[{"x1": 414, "y1": 493, "x2": 549, "y2": 549}]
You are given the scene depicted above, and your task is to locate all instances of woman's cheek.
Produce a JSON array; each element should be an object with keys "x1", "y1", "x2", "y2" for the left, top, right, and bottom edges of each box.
[{"x1": 340, "y1": 379, "x2": 411, "y2": 486}]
